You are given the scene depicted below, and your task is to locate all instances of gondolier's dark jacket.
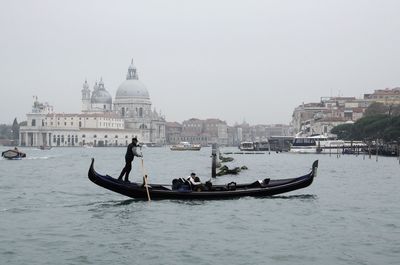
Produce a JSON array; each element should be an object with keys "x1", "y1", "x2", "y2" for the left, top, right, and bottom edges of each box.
[{"x1": 125, "y1": 143, "x2": 141, "y2": 161}]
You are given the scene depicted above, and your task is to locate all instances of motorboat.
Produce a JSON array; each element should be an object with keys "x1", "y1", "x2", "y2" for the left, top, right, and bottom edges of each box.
[
  {"x1": 239, "y1": 141, "x2": 270, "y2": 152},
  {"x1": 1, "y1": 149, "x2": 26, "y2": 160},
  {"x1": 239, "y1": 141, "x2": 255, "y2": 151},
  {"x1": 290, "y1": 134, "x2": 366, "y2": 154},
  {"x1": 170, "y1": 142, "x2": 201, "y2": 151}
]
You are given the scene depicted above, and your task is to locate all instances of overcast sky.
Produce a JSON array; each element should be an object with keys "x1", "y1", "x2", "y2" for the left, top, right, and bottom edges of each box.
[{"x1": 1, "y1": 0, "x2": 399, "y2": 125}]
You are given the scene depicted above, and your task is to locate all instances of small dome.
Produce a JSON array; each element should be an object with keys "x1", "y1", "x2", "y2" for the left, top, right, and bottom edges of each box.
[
  {"x1": 115, "y1": 79, "x2": 150, "y2": 99},
  {"x1": 91, "y1": 89, "x2": 112, "y2": 104}
]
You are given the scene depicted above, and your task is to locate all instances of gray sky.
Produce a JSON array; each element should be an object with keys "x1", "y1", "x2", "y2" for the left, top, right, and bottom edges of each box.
[{"x1": 1, "y1": 0, "x2": 399, "y2": 125}]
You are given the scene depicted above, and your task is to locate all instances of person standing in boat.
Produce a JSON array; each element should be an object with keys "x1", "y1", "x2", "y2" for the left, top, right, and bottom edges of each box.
[{"x1": 118, "y1": 137, "x2": 142, "y2": 182}]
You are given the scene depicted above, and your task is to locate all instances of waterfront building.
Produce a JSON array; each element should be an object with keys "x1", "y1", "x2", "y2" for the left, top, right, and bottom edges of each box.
[
  {"x1": 364, "y1": 87, "x2": 400, "y2": 105},
  {"x1": 226, "y1": 123, "x2": 291, "y2": 146},
  {"x1": 20, "y1": 60, "x2": 166, "y2": 147},
  {"x1": 166, "y1": 118, "x2": 228, "y2": 146},
  {"x1": 165, "y1": 122, "x2": 183, "y2": 145},
  {"x1": 291, "y1": 97, "x2": 370, "y2": 136}
]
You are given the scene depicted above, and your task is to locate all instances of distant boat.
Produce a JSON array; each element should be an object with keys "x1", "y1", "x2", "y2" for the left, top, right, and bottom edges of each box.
[
  {"x1": 290, "y1": 135, "x2": 366, "y2": 154},
  {"x1": 144, "y1": 142, "x2": 163, "y2": 148},
  {"x1": 170, "y1": 142, "x2": 201, "y2": 151},
  {"x1": 239, "y1": 141, "x2": 255, "y2": 151},
  {"x1": 239, "y1": 141, "x2": 270, "y2": 151},
  {"x1": 1, "y1": 149, "x2": 26, "y2": 160},
  {"x1": 39, "y1": 145, "x2": 52, "y2": 150}
]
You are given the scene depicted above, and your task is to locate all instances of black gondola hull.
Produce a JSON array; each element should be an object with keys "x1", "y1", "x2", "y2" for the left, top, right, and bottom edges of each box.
[{"x1": 88, "y1": 159, "x2": 318, "y2": 200}]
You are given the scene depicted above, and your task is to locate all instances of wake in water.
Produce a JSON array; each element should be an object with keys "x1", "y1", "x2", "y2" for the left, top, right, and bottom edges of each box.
[
  {"x1": 25, "y1": 156, "x2": 50, "y2": 160},
  {"x1": 0, "y1": 156, "x2": 51, "y2": 161},
  {"x1": 263, "y1": 194, "x2": 317, "y2": 200}
]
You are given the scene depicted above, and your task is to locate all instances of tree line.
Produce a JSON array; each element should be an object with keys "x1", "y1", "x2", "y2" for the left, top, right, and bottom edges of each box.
[
  {"x1": 331, "y1": 102, "x2": 400, "y2": 142},
  {"x1": 0, "y1": 118, "x2": 20, "y2": 140}
]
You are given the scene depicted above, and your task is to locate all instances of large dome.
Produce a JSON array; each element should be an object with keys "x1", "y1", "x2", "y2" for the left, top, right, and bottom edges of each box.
[
  {"x1": 115, "y1": 79, "x2": 150, "y2": 99},
  {"x1": 91, "y1": 89, "x2": 112, "y2": 104}
]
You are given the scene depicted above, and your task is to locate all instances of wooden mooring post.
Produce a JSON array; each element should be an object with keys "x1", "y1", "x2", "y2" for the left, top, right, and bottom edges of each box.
[
  {"x1": 211, "y1": 143, "x2": 219, "y2": 178},
  {"x1": 398, "y1": 143, "x2": 400, "y2": 164},
  {"x1": 368, "y1": 143, "x2": 372, "y2": 159},
  {"x1": 363, "y1": 144, "x2": 366, "y2": 160}
]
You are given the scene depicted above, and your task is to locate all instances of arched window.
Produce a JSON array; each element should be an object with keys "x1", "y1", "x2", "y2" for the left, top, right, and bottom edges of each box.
[
  {"x1": 139, "y1": 107, "x2": 143, "y2": 118},
  {"x1": 121, "y1": 107, "x2": 125, "y2": 117}
]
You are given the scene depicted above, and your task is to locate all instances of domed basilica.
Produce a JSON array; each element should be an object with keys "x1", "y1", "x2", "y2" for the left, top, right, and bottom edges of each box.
[{"x1": 80, "y1": 60, "x2": 166, "y2": 144}]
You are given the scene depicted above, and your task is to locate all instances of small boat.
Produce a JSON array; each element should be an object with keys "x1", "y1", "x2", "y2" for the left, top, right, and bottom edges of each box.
[
  {"x1": 144, "y1": 142, "x2": 163, "y2": 147},
  {"x1": 39, "y1": 145, "x2": 52, "y2": 150},
  {"x1": 239, "y1": 141, "x2": 255, "y2": 151},
  {"x1": 239, "y1": 141, "x2": 270, "y2": 151},
  {"x1": 88, "y1": 159, "x2": 318, "y2": 200},
  {"x1": 1, "y1": 149, "x2": 26, "y2": 160},
  {"x1": 170, "y1": 142, "x2": 201, "y2": 151}
]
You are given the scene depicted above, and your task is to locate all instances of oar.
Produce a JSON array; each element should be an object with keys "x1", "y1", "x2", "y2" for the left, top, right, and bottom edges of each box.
[{"x1": 140, "y1": 151, "x2": 151, "y2": 201}]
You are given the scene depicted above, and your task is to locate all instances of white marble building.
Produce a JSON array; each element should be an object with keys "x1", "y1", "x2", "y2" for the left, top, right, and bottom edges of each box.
[{"x1": 19, "y1": 60, "x2": 166, "y2": 147}]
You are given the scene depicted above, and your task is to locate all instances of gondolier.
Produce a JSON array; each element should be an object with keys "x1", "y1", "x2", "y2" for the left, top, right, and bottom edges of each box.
[{"x1": 118, "y1": 137, "x2": 142, "y2": 182}]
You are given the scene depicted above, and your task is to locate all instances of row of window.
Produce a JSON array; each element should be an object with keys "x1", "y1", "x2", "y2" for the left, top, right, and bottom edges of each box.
[
  {"x1": 169, "y1": 136, "x2": 208, "y2": 141},
  {"x1": 53, "y1": 135, "x2": 79, "y2": 144},
  {"x1": 82, "y1": 134, "x2": 130, "y2": 139},
  {"x1": 33, "y1": 120, "x2": 123, "y2": 129},
  {"x1": 48, "y1": 117, "x2": 121, "y2": 121},
  {"x1": 121, "y1": 107, "x2": 145, "y2": 117}
]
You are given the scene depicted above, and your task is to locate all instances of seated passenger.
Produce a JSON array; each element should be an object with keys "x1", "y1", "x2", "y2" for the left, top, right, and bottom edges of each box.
[{"x1": 187, "y1": 172, "x2": 203, "y2": 191}]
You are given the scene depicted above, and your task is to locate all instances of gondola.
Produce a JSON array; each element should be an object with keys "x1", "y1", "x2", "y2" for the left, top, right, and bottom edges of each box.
[{"x1": 88, "y1": 159, "x2": 318, "y2": 200}]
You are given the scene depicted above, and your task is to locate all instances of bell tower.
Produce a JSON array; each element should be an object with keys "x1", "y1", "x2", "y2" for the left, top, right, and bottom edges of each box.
[{"x1": 81, "y1": 79, "x2": 91, "y2": 112}]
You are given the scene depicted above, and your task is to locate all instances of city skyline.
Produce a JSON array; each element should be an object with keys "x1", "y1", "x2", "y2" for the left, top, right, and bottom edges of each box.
[{"x1": 1, "y1": 0, "x2": 400, "y2": 125}]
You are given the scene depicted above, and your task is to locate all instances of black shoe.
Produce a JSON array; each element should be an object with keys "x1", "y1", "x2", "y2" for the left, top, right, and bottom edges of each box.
[
  {"x1": 117, "y1": 177, "x2": 122, "y2": 181},
  {"x1": 124, "y1": 179, "x2": 130, "y2": 183}
]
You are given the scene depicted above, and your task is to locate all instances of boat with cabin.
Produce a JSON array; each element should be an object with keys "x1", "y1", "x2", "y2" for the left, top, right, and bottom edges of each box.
[
  {"x1": 239, "y1": 141, "x2": 270, "y2": 151},
  {"x1": 170, "y1": 142, "x2": 201, "y2": 151},
  {"x1": 290, "y1": 134, "x2": 366, "y2": 154},
  {"x1": 239, "y1": 141, "x2": 255, "y2": 151}
]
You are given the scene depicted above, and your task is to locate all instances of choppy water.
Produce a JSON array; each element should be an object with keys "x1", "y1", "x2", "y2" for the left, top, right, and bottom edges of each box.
[{"x1": 0, "y1": 147, "x2": 399, "y2": 265}]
